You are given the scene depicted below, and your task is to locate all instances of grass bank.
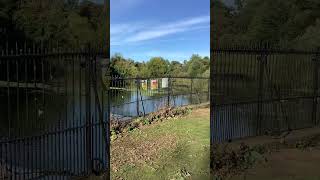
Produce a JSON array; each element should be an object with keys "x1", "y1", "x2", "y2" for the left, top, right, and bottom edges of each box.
[{"x1": 111, "y1": 107, "x2": 210, "y2": 180}]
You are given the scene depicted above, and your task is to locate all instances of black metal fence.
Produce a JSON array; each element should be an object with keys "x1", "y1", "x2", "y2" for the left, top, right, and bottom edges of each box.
[
  {"x1": 0, "y1": 44, "x2": 110, "y2": 179},
  {"x1": 211, "y1": 45, "x2": 320, "y2": 143},
  {"x1": 110, "y1": 76, "x2": 210, "y2": 121}
]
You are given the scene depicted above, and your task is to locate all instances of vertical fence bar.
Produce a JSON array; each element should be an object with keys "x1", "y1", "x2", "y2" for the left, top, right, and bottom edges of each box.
[
  {"x1": 257, "y1": 53, "x2": 266, "y2": 136},
  {"x1": 0, "y1": 140, "x2": 2, "y2": 179},
  {"x1": 7, "y1": 44, "x2": 11, "y2": 139},
  {"x1": 25, "y1": 45, "x2": 28, "y2": 138},
  {"x1": 33, "y1": 44, "x2": 37, "y2": 134},
  {"x1": 167, "y1": 76, "x2": 171, "y2": 107},
  {"x1": 16, "y1": 45, "x2": 19, "y2": 138},
  {"x1": 136, "y1": 77, "x2": 140, "y2": 116},
  {"x1": 312, "y1": 53, "x2": 319, "y2": 126},
  {"x1": 207, "y1": 78, "x2": 210, "y2": 102},
  {"x1": 190, "y1": 78, "x2": 193, "y2": 104},
  {"x1": 85, "y1": 52, "x2": 92, "y2": 174}
]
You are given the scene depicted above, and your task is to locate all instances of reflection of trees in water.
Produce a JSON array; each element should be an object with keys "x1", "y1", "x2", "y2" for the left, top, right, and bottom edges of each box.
[
  {"x1": 110, "y1": 86, "x2": 209, "y2": 118},
  {"x1": 110, "y1": 90, "x2": 132, "y2": 106}
]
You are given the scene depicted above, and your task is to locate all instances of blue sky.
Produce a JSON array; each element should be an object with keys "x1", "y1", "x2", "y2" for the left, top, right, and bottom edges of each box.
[{"x1": 111, "y1": 0, "x2": 210, "y2": 62}]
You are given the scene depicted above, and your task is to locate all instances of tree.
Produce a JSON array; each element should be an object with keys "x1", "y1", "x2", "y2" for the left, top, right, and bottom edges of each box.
[
  {"x1": 146, "y1": 57, "x2": 169, "y2": 77},
  {"x1": 294, "y1": 19, "x2": 320, "y2": 49},
  {"x1": 169, "y1": 61, "x2": 184, "y2": 76},
  {"x1": 111, "y1": 53, "x2": 138, "y2": 77},
  {"x1": 139, "y1": 62, "x2": 150, "y2": 77},
  {"x1": 211, "y1": 0, "x2": 235, "y2": 43},
  {"x1": 110, "y1": 53, "x2": 210, "y2": 78},
  {"x1": 10, "y1": 0, "x2": 104, "y2": 47},
  {"x1": 187, "y1": 54, "x2": 209, "y2": 77},
  {"x1": 214, "y1": 0, "x2": 320, "y2": 49},
  {"x1": 0, "y1": 0, "x2": 26, "y2": 44}
]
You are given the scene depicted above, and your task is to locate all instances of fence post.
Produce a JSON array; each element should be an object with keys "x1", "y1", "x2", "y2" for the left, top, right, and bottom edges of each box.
[
  {"x1": 208, "y1": 78, "x2": 210, "y2": 102},
  {"x1": 136, "y1": 77, "x2": 140, "y2": 116},
  {"x1": 312, "y1": 51, "x2": 320, "y2": 126},
  {"x1": 257, "y1": 54, "x2": 266, "y2": 135},
  {"x1": 167, "y1": 76, "x2": 171, "y2": 107},
  {"x1": 158, "y1": 78, "x2": 161, "y2": 93},
  {"x1": 85, "y1": 53, "x2": 92, "y2": 173},
  {"x1": 190, "y1": 78, "x2": 193, "y2": 104}
]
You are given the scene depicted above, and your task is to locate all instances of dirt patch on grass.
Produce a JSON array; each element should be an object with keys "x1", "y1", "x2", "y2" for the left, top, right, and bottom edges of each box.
[
  {"x1": 111, "y1": 133, "x2": 177, "y2": 172},
  {"x1": 188, "y1": 108, "x2": 209, "y2": 118}
]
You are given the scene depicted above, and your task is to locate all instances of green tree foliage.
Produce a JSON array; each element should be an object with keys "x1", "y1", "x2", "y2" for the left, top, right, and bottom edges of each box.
[
  {"x1": 169, "y1": 61, "x2": 185, "y2": 77},
  {"x1": 211, "y1": 0, "x2": 236, "y2": 43},
  {"x1": 111, "y1": 53, "x2": 138, "y2": 77},
  {"x1": 294, "y1": 19, "x2": 320, "y2": 49},
  {"x1": 0, "y1": 0, "x2": 15, "y2": 22},
  {"x1": 146, "y1": 57, "x2": 170, "y2": 77},
  {"x1": 110, "y1": 54, "x2": 210, "y2": 78},
  {"x1": 214, "y1": 0, "x2": 320, "y2": 48},
  {"x1": 0, "y1": 0, "x2": 25, "y2": 42},
  {"x1": 2, "y1": 0, "x2": 105, "y2": 48},
  {"x1": 187, "y1": 55, "x2": 210, "y2": 77}
]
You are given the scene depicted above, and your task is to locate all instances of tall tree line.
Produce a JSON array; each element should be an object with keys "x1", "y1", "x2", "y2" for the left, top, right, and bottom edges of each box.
[
  {"x1": 110, "y1": 53, "x2": 210, "y2": 78},
  {"x1": 0, "y1": 0, "x2": 106, "y2": 49},
  {"x1": 213, "y1": 0, "x2": 320, "y2": 49}
]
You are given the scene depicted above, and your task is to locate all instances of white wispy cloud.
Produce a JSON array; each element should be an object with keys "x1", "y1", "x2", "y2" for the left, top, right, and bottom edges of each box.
[
  {"x1": 111, "y1": 23, "x2": 145, "y2": 46},
  {"x1": 111, "y1": 15, "x2": 210, "y2": 45},
  {"x1": 125, "y1": 16, "x2": 210, "y2": 42},
  {"x1": 111, "y1": 23, "x2": 146, "y2": 36}
]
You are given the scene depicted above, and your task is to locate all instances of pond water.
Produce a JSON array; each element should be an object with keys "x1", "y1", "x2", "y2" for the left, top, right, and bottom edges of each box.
[{"x1": 110, "y1": 89, "x2": 209, "y2": 119}]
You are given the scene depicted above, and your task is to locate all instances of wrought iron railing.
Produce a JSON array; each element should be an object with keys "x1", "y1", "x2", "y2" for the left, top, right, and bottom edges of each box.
[
  {"x1": 109, "y1": 76, "x2": 210, "y2": 120},
  {"x1": 210, "y1": 44, "x2": 320, "y2": 143},
  {"x1": 0, "y1": 44, "x2": 110, "y2": 179}
]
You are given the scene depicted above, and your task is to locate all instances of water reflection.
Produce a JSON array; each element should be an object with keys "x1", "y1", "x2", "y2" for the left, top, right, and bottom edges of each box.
[{"x1": 111, "y1": 90, "x2": 209, "y2": 118}]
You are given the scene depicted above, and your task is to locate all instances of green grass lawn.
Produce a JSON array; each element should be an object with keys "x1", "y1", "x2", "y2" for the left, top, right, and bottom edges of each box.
[{"x1": 111, "y1": 108, "x2": 210, "y2": 180}]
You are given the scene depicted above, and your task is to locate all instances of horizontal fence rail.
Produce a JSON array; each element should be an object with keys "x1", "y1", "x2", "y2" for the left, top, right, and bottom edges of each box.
[
  {"x1": 0, "y1": 44, "x2": 110, "y2": 179},
  {"x1": 109, "y1": 76, "x2": 210, "y2": 121},
  {"x1": 211, "y1": 45, "x2": 320, "y2": 143}
]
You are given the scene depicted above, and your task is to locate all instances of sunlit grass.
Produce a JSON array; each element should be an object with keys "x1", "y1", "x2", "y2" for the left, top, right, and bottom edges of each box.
[{"x1": 111, "y1": 108, "x2": 210, "y2": 180}]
